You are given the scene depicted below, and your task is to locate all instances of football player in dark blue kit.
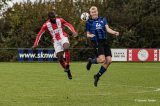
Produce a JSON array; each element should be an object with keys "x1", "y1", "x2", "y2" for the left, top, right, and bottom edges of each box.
[{"x1": 86, "y1": 6, "x2": 119, "y2": 87}]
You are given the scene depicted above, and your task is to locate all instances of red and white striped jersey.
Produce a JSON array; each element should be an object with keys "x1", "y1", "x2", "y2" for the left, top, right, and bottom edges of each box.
[{"x1": 33, "y1": 18, "x2": 76, "y2": 46}]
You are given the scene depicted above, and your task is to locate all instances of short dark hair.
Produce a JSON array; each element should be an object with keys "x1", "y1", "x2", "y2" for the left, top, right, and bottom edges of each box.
[{"x1": 48, "y1": 11, "x2": 56, "y2": 19}]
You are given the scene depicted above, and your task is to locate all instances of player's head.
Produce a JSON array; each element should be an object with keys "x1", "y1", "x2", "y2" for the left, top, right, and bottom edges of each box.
[
  {"x1": 89, "y1": 6, "x2": 98, "y2": 19},
  {"x1": 48, "y1": 11, "x2": 56, "y2": 23},
  {"x1": 48, "y1": 11, "x2": 56, "y2": 19}
]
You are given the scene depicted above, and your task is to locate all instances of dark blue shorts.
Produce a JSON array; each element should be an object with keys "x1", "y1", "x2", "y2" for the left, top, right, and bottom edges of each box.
[{"x1": 91, "y1": 39, "x2": 112, "y2": 57}]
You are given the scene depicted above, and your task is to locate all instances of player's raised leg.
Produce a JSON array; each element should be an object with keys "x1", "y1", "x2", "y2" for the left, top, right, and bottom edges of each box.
[
  {"x1": 86, "y1": 58, "x2": 97, "y2": 70},
  {"x1": 86, "y1": 54, "x2": 106, "y2": 70},
  {"x1": 56, "y1": 49, "x2": 72, "y2": 80},
  {"x1": 63, "y1": 43, "x2": 70, "y2": 70},
  {"x1": 54, "y1": 40, "x2": 66, "y2": 69},
  {"x1": 62, "y1": 38, "x2": 72, "y2": 79},
  {"x1": 86, "y1": 44, "x2": 107, "y2": 71},
  {"x1": 54, "y1": 39, "x2": 72, "y2": 79},
  {"x1": 56, "y1": 51, "x2": 66, "y2": 69},
  {"x1": 94, "y1": 56, "x2": 112, "y2": 87}
]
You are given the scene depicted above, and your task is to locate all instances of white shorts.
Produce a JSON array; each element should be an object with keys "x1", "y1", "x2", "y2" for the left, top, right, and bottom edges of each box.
[{"x1": 54, "y1": 37, "x2": 70, "y2": 54}]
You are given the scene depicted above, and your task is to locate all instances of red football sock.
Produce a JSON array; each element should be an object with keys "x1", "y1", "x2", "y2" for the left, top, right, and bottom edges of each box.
[{"x1": 65, "y1": 50, "x2": 70, "y2": 69}]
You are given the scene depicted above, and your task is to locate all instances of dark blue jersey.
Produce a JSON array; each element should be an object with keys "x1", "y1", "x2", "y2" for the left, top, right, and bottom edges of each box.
[{"x1": 86, "y1": 17, "x2": 108, "y2": 41}]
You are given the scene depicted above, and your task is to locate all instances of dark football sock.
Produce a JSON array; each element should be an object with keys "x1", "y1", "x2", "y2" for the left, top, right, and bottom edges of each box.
[
  {"x1": 91, "y1": 58, "x2": 97, "y2": 64},
  {"x1": 96, "y1": 66, "x2": 107, "y2": 77}
]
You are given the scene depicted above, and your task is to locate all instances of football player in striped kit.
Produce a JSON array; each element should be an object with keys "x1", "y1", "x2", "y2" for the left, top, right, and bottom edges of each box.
[
  {"x1": 32, "y1": 11, "x2": 78, "y2": 79},
  {"x1": 86, "y1": 6, "x2": 119, "y2": 86}
]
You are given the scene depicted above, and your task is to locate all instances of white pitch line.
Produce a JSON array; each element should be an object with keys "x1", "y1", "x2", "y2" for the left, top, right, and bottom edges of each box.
[
  {"x1": 135, "y1": 99, "x2": 157, "y2": 103},
  {"x1": 154, "y1": 88, "x2": 160, "y2": 92},
  {"x1": 80, "y1": 93, "x2": 108, "y2": 96},
  {"x1": 100, "y1": 83, "x2": 160, "y2": 94},
  {"x1": 132, "y1": 87, "x2": 160, "y2": 94},
  {"x1": 73, "y1": 82, "x2": 160, "y2": 94}
]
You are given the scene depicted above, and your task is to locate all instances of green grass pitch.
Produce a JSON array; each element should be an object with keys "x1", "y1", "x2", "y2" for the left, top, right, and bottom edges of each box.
[{"x1": 0, "y1": 62, "x2": 160, "y2": 106}]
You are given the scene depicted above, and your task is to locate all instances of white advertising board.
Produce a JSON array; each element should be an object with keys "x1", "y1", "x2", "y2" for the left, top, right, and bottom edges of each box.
[{"x1": 111, "y1": 49, "x2": 127, "y2": 61}]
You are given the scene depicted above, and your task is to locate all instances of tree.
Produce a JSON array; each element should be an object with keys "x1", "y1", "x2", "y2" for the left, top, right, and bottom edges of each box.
[
  {"x1": 0, "y1": 0, "x2": 160, "y2": 61},
  {"x1": 0, "y1": 0, "x2": 11, "y2": 12}
]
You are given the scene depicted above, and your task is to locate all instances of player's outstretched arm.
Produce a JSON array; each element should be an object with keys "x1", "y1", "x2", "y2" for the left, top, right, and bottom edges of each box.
[
  {"x1": 86, "y1": 31, "x2": 95, "y2": 38},
  {"x1": 62, "y1": 18, "x2": 78, "y2": 37},
  {"x1": 32, "y1": 25, "x2": 46, "y2": 49},
  {"x1": 105, "y1": 25, "x2": 119, "y2": 36}
]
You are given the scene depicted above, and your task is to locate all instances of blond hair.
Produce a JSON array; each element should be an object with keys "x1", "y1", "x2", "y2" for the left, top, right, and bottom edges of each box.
[{"x1": 89, "y1": 6, "x2": 98, "y2": 12}]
